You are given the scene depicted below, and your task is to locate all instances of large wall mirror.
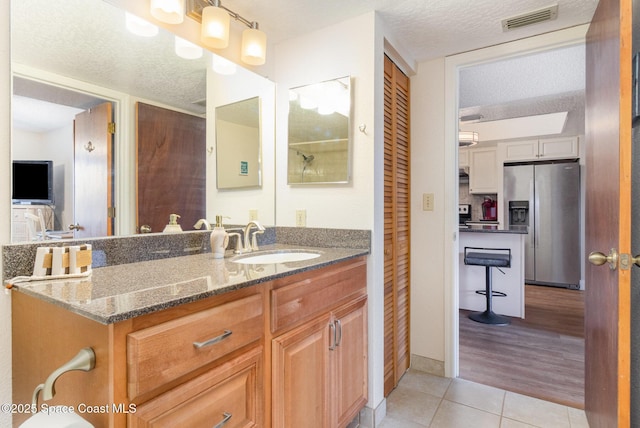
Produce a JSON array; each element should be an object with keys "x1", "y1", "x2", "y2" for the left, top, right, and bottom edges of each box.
[
  {"x1": 10, "y1": 0, "x2": 275, "y2": 242},
  {"x1": 287, "y1": 76, "x2": 351, "y2": 184}
]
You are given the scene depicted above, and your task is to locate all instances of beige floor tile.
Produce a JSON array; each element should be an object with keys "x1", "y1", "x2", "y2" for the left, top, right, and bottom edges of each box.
[
  {"x1": 430, "y1": 400, "x2": 501, "y2": 428},
  {"x1": 399, "y1": 369, "x2": 453, "y2": 398},
  {"x1": 503, "y1": 392, "x2": 571, "y2": 427},
  {"x1": 500, "y1": 417, "x2": 538, "y2": 427},
  {"x1": 444, "y1": 378, "x2": 506, "y2": 415},
  {"x1": 567, "y1": 407, "x2": 589, "y2": 428},
  {"x1": 377, "y1": 414, "x2": 428, "y2": 428},
  {"x1": 385, "y1": 384, "x2": 441, "y2": 426}
]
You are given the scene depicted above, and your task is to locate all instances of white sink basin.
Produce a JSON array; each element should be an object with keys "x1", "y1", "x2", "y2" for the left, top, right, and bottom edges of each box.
[{"x1": 231, "y1": 250, "x2": 321, "y2": 264}]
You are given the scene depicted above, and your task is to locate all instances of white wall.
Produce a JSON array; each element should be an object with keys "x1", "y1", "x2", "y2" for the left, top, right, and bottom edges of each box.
[
  {"x1": 410, "y1": 58, "x2": 447, "y2": 363},
  {"x1": 1, "y1": 0, "x2": 12, "y2": 425},
  {"x1": 273, "y1": 11, "x2": 387, "y2": 414}
]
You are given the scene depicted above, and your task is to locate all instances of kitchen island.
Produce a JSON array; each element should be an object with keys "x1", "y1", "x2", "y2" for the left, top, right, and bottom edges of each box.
[{"x1": 459, "y1": 226, "x2": 528, "y2": 318}]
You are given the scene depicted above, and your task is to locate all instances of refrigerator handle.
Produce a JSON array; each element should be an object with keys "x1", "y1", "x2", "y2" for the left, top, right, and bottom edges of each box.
[{"x1": 533, "y1": 178, "x2": 540, "y2": 248}]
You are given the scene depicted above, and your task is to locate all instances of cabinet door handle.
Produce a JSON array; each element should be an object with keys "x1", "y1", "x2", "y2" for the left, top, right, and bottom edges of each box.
[
  {"x1": 193, "y1": 330, "x2": 232, "y2": 349},
  {"x1": 335, "y1": 319, "x2": 343, "y2": 347},
  {"x1": 329, "y1": 322, "x2": 336, "y2": 351},
  {"x1": 214, "y1": 412, "x2": 232, "y2": 428}
]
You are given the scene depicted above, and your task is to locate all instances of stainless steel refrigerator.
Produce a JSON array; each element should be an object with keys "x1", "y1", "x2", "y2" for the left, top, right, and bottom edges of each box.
[{"x1": 504, "y1": 161, "x2": 580, "y2": 289}]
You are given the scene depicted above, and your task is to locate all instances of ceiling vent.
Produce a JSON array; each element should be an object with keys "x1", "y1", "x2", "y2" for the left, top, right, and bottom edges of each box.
[{"x1": 501, "y1": 4, "x2": 558, "y2": 31}]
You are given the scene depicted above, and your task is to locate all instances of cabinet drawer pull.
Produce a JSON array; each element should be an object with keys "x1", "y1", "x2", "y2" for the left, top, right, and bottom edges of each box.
[
  {"x1": 193, "y1": 330, "x2": 232, "y2": 349},
  {"x1": 335, "y1": 319, "x2": 342, "y2": 347},
  {"x1": 329, "y1": 322, "x2": 336, "y2": 351},
  {"x1": 214, "y1": 412, "x2": 232, "y2": 428}
]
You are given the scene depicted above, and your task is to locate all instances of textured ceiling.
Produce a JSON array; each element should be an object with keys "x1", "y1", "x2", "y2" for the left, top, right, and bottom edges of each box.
[{"x1": 12, "y1": 0, "x2": 595, "y2": 136}]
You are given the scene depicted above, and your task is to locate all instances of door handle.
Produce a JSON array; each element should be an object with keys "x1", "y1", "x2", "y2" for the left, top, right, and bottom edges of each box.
[
  {"x1": 68, "y1": 223, "x2": 82, "y2": 231},
  {"x1": 588, "y1": 248, "x2": 619, "y2": 270}
]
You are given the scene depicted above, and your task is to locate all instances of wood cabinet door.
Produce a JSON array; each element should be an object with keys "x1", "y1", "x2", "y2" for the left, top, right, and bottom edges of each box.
[
  {"x1": 332, "y1": 297, "x2": 368, "y2": 428},
  {"x1": 272, "y1": 314, "x2": 332, "y2": 428}
]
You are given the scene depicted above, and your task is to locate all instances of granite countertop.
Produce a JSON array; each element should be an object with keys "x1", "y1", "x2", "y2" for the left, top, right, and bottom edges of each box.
[
  {"x1": 460, "y1": 225, "x2": 528, "y2": 234},
  {"x1": 7, "y1": 244, "x2": 369, "y2": 325}
]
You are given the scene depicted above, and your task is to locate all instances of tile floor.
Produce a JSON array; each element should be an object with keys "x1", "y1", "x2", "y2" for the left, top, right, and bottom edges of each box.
[{"x1": 378, "y1": 370, "x2": 589, "y2": 428}]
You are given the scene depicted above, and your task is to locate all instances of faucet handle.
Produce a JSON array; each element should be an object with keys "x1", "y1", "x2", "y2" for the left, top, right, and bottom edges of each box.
[
  {"x1": 227, "y1": 232, "x2": 243, "y2": 254},
  {"x1": 251, "y1": 229, "x2": 265, "y2": 251}
]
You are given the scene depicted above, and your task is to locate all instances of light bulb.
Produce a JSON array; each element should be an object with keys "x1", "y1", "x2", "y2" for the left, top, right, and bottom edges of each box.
[
  {"x1": 201, "y1": 5, "x2": 230, "y2": 49},
  {"x1": 241, "y1": 27, "x2": 266, "y2": 65}
]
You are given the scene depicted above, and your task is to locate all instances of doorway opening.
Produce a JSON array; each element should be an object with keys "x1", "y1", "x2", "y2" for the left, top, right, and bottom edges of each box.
[
  {"x1": 449, "y1": 35, "x2": 587, "y2": 408},
  {"x1": 11, "y1": 75, "x2": 117, "y2": 241}
]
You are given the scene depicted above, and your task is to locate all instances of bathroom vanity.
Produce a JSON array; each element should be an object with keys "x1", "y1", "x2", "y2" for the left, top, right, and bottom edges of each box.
[{"x1": 9, "y1": 242, "x2": 368, "y2": 428}]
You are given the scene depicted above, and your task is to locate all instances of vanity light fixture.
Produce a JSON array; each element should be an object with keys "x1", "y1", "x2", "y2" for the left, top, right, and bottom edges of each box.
[
  {"x1": 125, "y1": 12, "x2": 159, "y2": 37},
  {"x1": 150, "y1": 0, "x2": 185, "y2": 24},
  {"x1": 459, "y1": 131, "x2": 479, "y2": 147},
  {"x1": 186, "y1": 0, "x2": 267, "y2": 65},
  {"x1": 175, "y1": 36, "x2": 203, "y2": 59}
]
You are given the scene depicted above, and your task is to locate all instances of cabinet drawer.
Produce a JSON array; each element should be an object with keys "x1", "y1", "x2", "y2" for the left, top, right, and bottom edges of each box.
[
  {"x1": 127, "y1": 294, "x2": 263, "y2": 399},
  {"x1": 271, "y1": 258, "x2": 366, "y2": 332},
  {"x1": 129, "y1": 346, "x2": 263, "y2": 428}
]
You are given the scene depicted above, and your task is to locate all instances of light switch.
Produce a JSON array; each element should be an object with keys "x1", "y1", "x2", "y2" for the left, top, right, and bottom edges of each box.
[
  {"x1": 423, "y1": 193, "x2": 435, "y2": 211},
  {"x1": 249, "y1": 209, "x2": 258, "y2": 221}
]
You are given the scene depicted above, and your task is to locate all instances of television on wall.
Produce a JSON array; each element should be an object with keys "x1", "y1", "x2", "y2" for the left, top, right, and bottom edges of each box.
[{"x1": 12, "y1": 160, "x2": 54, "y2": 205}]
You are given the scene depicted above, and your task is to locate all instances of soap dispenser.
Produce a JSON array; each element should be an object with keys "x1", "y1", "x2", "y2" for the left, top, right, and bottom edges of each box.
[
  {"x1": 163, "y1": 214, "x2": 183, "y2": 233},
  {"x1": 210, "y1": 215, "x2": 229, "y2": 259}
]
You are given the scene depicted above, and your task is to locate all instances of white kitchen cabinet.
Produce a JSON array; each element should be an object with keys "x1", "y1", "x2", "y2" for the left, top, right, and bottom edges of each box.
[
  {"x1": 458, "y1": 148, "x2": 469, "y2": 168},
  {"x1": 469, "y1": 147, "x2": 498, "y2": 194},
  {"x1": 504, "y1": 137, "x2": 579, "y2": 162}
]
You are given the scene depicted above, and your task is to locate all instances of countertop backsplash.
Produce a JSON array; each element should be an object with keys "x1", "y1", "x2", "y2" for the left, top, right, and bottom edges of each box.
[{"x1": 2, "y1": 227, "x2": 370, "y2": 280}]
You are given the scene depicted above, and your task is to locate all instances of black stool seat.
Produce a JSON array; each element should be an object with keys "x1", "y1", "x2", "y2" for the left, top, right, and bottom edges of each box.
[
  {"x1": 464, "y1": 247, "x2": 511, "y2": 326},
  {"x1": 464, "y1": 252, "x2": 511, "y2": 268}
]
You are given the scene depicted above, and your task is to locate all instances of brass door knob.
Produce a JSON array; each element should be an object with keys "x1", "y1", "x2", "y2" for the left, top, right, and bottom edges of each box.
[
  {"x1": 588, "y1": 248, "x2": 618, "y2": 270},
  {"x1": 140, "y1": 225, "x2": 152, "y2": 233}
]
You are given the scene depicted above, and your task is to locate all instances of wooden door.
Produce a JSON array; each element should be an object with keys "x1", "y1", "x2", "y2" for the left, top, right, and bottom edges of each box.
[
  {"x1": 383, "y1": 55, "x2": 411, "y2": 396},
  {"x1": 584, "y1": 0, "x2": 632, "y2": 425},
  {"x1": 136, "y1": 103, "x2": 206, "y2": 233},
  {"x1": 333, "y1": 297, "x2": 368, "y2": 427},
  {"x1": 271, "y1": 314, "x2": 332, "y2": 428},
  {"x1": 73, "y1": 102, "x2": 114, "y2": 238}
]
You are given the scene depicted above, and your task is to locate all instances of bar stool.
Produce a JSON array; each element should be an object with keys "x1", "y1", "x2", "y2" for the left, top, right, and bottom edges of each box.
[{"x1": 464, "y1": 247, "x2": 511, "y2": 326}]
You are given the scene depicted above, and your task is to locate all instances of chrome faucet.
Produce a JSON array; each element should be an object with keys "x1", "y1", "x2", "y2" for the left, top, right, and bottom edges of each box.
[
  {"x1": 193, "y1": 219, "x2": 212, "y2": 230},
  {"x1": 243, "y1": 221, "x2": 265, "y2": 252}
]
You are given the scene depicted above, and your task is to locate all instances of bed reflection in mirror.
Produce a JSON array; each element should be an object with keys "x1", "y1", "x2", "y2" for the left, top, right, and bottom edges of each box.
[{"x1": 287, "y1": 76, "x2": 351, "y2": 184}]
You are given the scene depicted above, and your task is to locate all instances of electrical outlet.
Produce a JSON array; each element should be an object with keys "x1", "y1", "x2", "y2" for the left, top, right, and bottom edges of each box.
[
  {"x1": 423, "y1": 193, "x2": 435, "y2": 211},
  {"x1": 249, "y1": 209, "x2": 258, "y2": 221},
  {"x1": 295, "y1": 210, "x2": 307, "y2": 227}
]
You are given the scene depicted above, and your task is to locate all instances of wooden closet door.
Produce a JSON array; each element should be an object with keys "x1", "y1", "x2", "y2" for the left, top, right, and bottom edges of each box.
[{"x1": 383, "y1": 55, "x2": 411, "y2": 396}]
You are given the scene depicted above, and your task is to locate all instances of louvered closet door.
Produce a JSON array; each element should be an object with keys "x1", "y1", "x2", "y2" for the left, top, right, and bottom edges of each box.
[{"x1": 383, "y1": 55, "x2": 411, "y2": 396}]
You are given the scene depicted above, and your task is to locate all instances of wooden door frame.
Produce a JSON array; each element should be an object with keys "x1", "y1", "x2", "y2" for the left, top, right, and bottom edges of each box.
[{"x1": 442, "y1": 26, "x2": 590, "y2": 378}]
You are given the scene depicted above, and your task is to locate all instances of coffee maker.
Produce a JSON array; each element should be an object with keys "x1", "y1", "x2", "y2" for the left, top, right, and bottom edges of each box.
[{"x1": 481, "y1": 197, "x2": 497, "y2": 221}]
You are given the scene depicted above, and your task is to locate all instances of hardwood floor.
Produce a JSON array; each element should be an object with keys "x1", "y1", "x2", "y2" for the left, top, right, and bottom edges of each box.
[{"x1": 459, "y1": 284, "x2": 585, "y2": 409}]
